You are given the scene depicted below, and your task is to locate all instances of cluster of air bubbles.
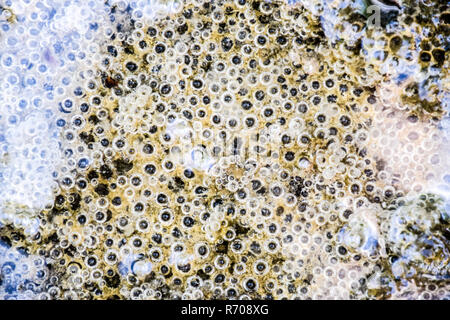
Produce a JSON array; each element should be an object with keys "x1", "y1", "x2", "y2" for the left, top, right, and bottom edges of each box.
[
  {"x1": 0, "y1": 0, "x2": 448, "y2": 300},
  {"x1": 0, "y1": 0, "x2": 114, "y2": 213},
  {"x1": 383, "y1": 193, "x2": 450, "y2": 282},
  {"x1": 367, "y1": 103, "x2": 450, "y2": 195},
  {"x1": 0, "y1": 238, "x2": 51, "y2": 300}
]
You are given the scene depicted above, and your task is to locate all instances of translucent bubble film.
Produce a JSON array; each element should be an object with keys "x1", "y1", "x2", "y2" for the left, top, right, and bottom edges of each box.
[{"x1": 0, "y1": 0, "x2": 449, "y2": 300}]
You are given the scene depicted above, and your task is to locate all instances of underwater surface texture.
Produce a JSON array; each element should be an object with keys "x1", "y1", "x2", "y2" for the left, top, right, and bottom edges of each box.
[{"x1": 0, "y1": 0, "x2": 449, "y2": 300}]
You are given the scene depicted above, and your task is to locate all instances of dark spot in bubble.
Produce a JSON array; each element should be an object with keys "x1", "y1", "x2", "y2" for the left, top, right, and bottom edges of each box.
[
  {"x1": 70, "y1": 193, "x2": 81, "y2": 211},
  {"x1": 419, "y1": 51, "x2": 431, "y2": 62},
  {"x1": 384, "y1": 189, "x2": 394, "y2": 198},
  {"x1": 192, "y1": 79, "x2": 203, "y2": 89},
  {"x1": 112, "y1": 197, "x2": 121, "y2": 206},
  {"x1": 407, "y1": 114, "x2": 418, "y2": 123},
  {"x1": 276, "y1": 35, "x2": 287, "y2": 45},
  {"x1": 80, "y1": 103, "x2": 89, "y2": 112},
  {"x1": 160, "y1": 84, "x2": 171, "y2": 95},
  {"x1": 177, "y1": 23, "x2": 188, "y2": 34},
  {"x1": 339, "y1": 115, "x2": 351, "y2": 126},
  {"x1": 241, "y1": 100, "x2": 252, "y2": 110},
  {"x1": 184, "y1": 169, "x2": 195, "y2": 179},
  {"x1": 178, "y1": 263, "x2": 191, "y2": 273},
  {"x1": 231, "y1": 55, "x2": 241, "y2": 65},
  {"x1": 107, "y1": 45, "x2": 117, "y2": 57},
  {"x1": 101, "y1": 138, "x2": 109, "y2": 147},
  {"x1": 145, "y1": 164, "x2": 156, "y2": 175},
  {"x1": 245, "y1": 278, "x2": 257, "y2": 290},
  {"x1": 55, "y1": 194, "x2": 65, "y2": 206},
  {"x1": 155, "y1": 43, "x2": 166, "y2": 54},
  {"x1": 163, "y1": 30, "x2": 173, "y2": 39},
  {"x1": 183, "y1": 216, "x2": 195, "y2": 227},
  {"x1": 195, "y1": 186, "x2": 208, "y2": 195},
  {"x1": 351, "y1": 184, "x2": 360, "y2": 194},
  {"x1": 284, "y1": 151, "x2": 295, "y2": 161},
  {"x1": 157, "y1": 193, "x2": 168, "y2": 204},
  {"x1": 127, "y1": 78, "x2": 138, "y2": 88},
  {"x1": 263, "y1": 108, "x2": 273, "y2": 117},
  {"x1": 138, "y1": 40, "x2": 147, "y2": 49},
  {"x1": 125, "y1": 61, "x2": 138, "y2": 72},
  {"x1": 221, "y1": 37, "x2": 233, "y2": 51}
]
